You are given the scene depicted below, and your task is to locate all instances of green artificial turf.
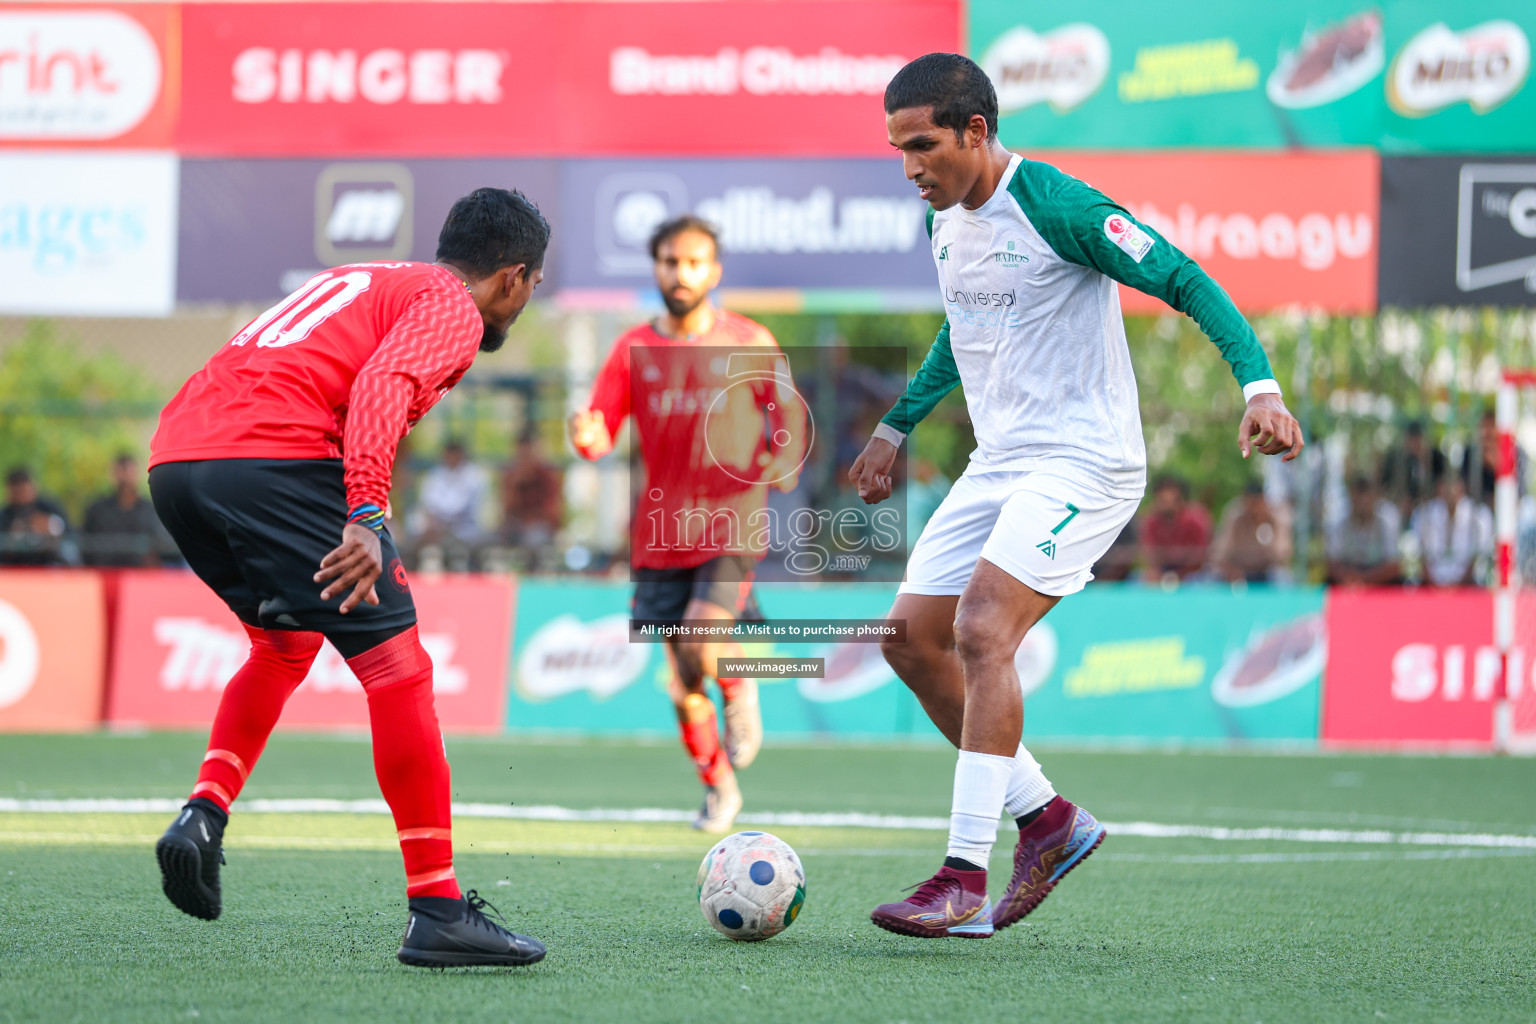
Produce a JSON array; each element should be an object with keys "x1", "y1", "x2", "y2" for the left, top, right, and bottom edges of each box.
[{"x1": 2, "y1": 733, "x2": 1534, "y2": 1023}]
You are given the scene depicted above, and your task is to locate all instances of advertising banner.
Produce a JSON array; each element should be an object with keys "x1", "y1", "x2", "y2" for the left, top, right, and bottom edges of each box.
[
  {"x1": 970, "y1": 1, "x2": 1535, "y2": 152},
  {"x1": 0, "y1": 152, "x2": 179, "y2": 316},
  {"x1": 506, "y1": 581, "x2": 1324, "y2": 744},
  {"x1": 1048, "y1": 152, "x2": 1379, "y2": 313},
  {"x1": 506, "y1": 581, "x2": 933, "y2": 737},
  {"x1": 178, "y1": 1, "x2": 957, "y2": 157},
  {"x1": 0, "y1": 5, "x2": 176, "y2": 148},
  {"x1": 178, "y1": 158, "x2": 560, "y2": 304},
  {"x1": 1379, "y1": 155, "x2": 1536, "y2": 307},
  {"x1": 557, "y1": 159, "x2": 932, "y2": 303},
  {"x1": 1320, "y1": 588, "x2": 1517, "y2": 746},
  {"x1": 106, "y1": 570, "x2": 514, "y2": 732},
  {"x1": 0, "y1": 571, "x2": 106, "y2": 732}
]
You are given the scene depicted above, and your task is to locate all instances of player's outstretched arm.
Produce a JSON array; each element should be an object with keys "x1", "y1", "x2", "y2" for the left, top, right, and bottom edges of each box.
[
  {"x1": 315, "y1": 522, "x2": 382, "y2": 614},
  {"x1": 571, "y1": 335, "x2": 632, "y2": 460},
  {"x1": 850, "y1": 318, "x2": 960, "y2": 504},
  {"x1": 1239, "y1": 393, "x2": 1304, "y2": 461}
]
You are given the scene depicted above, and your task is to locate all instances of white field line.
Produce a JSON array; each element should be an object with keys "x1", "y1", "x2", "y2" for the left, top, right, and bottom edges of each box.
[{"x1": 3, "y1": 797, "x2": 1536, "y2": 850}]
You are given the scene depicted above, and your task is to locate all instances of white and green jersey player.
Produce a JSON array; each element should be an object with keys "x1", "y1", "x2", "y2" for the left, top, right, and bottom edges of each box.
[
  {"x1": 856, "y1": 53, "x2": 1304, "y2": 942},
  {"x1": 871, "y1": 151, "x2": 1281, "y2": 597}
]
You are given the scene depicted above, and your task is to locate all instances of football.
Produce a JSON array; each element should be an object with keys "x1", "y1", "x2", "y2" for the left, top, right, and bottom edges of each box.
[{"x1": 696, "y1": 831, "x2": 806, "y2": 941}]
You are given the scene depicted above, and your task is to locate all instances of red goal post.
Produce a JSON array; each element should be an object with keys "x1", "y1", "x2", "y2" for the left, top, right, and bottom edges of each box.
[{"x1": 1495, "y1": 369, "x2": 1536, "y2": 754}]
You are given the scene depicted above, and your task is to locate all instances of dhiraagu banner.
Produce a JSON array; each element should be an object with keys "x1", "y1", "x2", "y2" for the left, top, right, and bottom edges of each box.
[
  {"x1": 968, "y1": 0, "x2": 1534, "y2": 152},
  {"x1": 505, "y1": 580, "x2": 1324, "y2": 744}
]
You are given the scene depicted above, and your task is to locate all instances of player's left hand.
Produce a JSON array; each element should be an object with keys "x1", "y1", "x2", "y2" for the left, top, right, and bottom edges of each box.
[
  {"x1": 1239, "y1": 394, "x2": 1304, "y2": 462},
  {"x1": 316, "y1": 523, "x2": 382, "y2": 614}
]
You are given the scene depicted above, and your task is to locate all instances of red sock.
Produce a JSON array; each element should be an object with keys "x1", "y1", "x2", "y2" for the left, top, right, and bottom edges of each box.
[
  {"x1": 347, "y1": 626, "x2": 460, "y2": 901},
  {"x1": 190, "y1": 625, "x2": 322, "y2": 812},
  {"x1": 716, "y1": 676, "x2": 745, "y2": 702},
  {"x1": 679, "y1": 692, "x2": 731, "y2": 787}
]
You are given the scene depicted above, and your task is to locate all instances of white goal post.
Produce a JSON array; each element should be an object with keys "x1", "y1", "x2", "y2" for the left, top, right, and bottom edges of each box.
[{"x1": 1495, "y1": 369, "x2": 1536, "y2": 754}]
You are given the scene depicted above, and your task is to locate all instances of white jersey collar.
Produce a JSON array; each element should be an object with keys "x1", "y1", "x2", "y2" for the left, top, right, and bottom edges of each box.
[{"x1": 955, "y1": 153, "x2": 1023, "y2": 222}]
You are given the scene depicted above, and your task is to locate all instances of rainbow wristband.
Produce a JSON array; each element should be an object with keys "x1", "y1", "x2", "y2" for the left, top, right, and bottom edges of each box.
[{"x1": 347, "y1": 503, "x2": 386, "y2": 534}]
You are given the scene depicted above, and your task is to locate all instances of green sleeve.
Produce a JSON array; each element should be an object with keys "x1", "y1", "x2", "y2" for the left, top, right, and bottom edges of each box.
[
  {"x1": 1012, "y1": 163, "x2": 1276, "y2": 389},
  {"x1": 879, "y1": 318, "x2": 960, "y2": 437}
]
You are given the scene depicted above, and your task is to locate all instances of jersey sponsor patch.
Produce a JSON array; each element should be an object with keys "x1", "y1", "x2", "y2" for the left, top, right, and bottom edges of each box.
[{"x1": 1104, "y1": 214, "x2": 1155, "y2": 264}]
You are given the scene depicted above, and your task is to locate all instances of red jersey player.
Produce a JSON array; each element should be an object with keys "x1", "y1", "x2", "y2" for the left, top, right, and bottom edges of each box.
[
  {"x1": 569, "y1": 216, "x2": 805, "y2": 832},
  {"x1": 148, "y1": 188, "x2": 550, "y2": 968}
]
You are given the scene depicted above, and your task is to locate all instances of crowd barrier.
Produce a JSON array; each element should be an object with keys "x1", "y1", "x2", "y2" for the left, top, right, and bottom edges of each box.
[{"x1": 0, "y1": 569, "x2": 1528, "y2": 749}]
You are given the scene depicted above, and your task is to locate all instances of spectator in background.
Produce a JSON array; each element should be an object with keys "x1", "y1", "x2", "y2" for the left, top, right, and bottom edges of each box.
[
  {"x1": 0, "y1": 466, "x2": 74, "y2": 566},
  {"x1": 1325, "y1": 475, "x2": 1402, "y2": 585},
  {"x1": 1211, "y1": 481, "x2": 1291, "y2": 583},
  {"x1": 408, "y1": 438, "x2": 491, "y2": 569},
  {"x1": 1412, "y1": 473, "x2": 1493, "y2": 587},
  {"x1": 81, "y1": 453, "x2": 171, "y2": 567},
  {"x1": 1139, "y1": 474, "x2": 1211, "y2": 583},
  {"x1": 501, "y1": 435, "x2": 564, "y2": 569},
  {"x1": 1380, "y1": 420, "x2": 1447, "y2": 522}
]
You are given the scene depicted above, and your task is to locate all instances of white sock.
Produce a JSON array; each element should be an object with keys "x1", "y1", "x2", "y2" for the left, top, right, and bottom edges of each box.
[
  {"x1": 1003, "y1": 743, "x2": 1057, "y2": 819},
  {"x1": 946, "y1": 749, "x2": 1013, "y2": 870}
]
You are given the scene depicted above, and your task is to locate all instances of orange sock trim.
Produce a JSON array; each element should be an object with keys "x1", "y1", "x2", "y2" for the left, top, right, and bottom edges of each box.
[
  {"x1": 406, "y1": 866, "x2": 457, "y2": 890},
  {"x1": 397, "y1": 826, "x2": 452, "y2": 842},
  {"x1": 203, "y1": 748, "x2": 250, "y2": 782},
  {"x1": 191, "y1": 780, "x2": 232, "y2": 806}
]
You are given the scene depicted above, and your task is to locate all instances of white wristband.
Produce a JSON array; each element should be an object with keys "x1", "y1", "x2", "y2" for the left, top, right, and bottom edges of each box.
[
  {"x1": 1243, "y1": 379, "x2": 1282, "y2": 403},
  {"x1": 871, "y1": 422, "x2": 906, "y2": 448}
]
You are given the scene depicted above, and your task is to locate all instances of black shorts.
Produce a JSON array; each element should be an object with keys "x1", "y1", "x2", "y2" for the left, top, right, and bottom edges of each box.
[
  {"x1": 631, "y1": 553, "x2": 763, "y2": 624},
  {"x1": 148, "y1": 458, "x2": 416, "y2": 637}
]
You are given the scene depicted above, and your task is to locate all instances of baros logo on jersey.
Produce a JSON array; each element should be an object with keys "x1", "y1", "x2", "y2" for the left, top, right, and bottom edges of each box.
[
  {"x1": 1456, "y1": 163, "x2": 1536, "y2": 294},
  {"x1": 231, "y1": 46, "x2": 505, "y2": 106},
  {"x1": 1388, "y1": 20, "x2": 1531, "y2": 116},
  {"x1": 0, "y1": 9, "x2": 163, "y2": 140},
  {"x1": 609, "y1": 46, "x2": 905, "y2": 96},
  {"x1": 314, "y1": 163, "x2": 414, "y2": 266},
  {"x1": 980, "y1": 23, "x2": 1110, "y2": 114},
  {"x1": 1104, "y1": 214, "x2": 1154, "y2": 263}
]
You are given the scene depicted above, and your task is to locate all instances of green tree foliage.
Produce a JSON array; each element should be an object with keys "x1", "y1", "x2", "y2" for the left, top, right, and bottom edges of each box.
[{"x1": 0, "y1": 320, "x2": 162, "y2": 519}]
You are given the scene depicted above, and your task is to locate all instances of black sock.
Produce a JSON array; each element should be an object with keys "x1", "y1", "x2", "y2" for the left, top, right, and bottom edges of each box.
[
  {"x1": 943, "y1": 856, "x2": 984, "y2": 873},
  {"x1": 1015, "y1": 801, "x2": 1051, "y2": 831},
  {"x1": 188, "y1": 796, "x2": 228, "y2": 829}
]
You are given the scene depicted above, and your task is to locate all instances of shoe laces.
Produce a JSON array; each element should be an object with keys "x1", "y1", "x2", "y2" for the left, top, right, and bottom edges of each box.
[
  {"x1": 903, "y1": 872, "x2": 960, "y2": 905},
  {"x1": 462, "y1": 890, "x2": 508, "y2": 933}
]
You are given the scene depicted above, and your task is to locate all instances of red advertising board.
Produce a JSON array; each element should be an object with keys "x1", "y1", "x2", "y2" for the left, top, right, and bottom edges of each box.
[
  {"x1": 1048, "y1": 152, "x2": 1379, "y2": 314},
  {"x1": 0, "y1": 571, "x2": 107, "y2": 731},
  {"x1": 178, "y1": 1, "x2": 958, "y2": 157},
  {"x1": 0, "y1": 5, "x2": 177, "y2": 148},
  {"x1": 1320, "y1": 588, "x2": 1519, "y2": 747},
  {"x1": 106, "y1": 570, "x2": 513, "y2": 733}
]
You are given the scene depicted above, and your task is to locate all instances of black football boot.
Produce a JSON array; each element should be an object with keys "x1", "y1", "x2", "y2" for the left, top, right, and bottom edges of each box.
[
  {"x1": 397, "y1": 890, "x2": 546, "y2": 967},
  {"x1": 155, "y1": 797, "x2": 228, "y2": 920}
]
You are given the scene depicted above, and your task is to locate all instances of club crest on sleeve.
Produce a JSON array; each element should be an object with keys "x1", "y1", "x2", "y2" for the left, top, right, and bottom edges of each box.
[{"x1": 1104, "y1": 215, "x2": 1154, "y2": 263}]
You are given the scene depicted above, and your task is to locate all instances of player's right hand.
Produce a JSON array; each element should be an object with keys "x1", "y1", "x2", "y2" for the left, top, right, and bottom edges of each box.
[
  {"x1": 569, "y1": 409, "x2": 612, "y2": 458},
  {"x1": 316, "y1": 523, "x2": 382, "y2": 614},
  {"x1": 849, "y1": 436, "x2": 898, "y2": 504}
]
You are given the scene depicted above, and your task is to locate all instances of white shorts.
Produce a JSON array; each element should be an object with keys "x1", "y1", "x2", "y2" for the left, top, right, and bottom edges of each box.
[{"x1": 899, "y1": 466, "x2": 1140, "y2": 598}]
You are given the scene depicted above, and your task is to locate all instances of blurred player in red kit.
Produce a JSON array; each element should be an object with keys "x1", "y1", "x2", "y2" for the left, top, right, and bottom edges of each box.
[
  {"x1": 569, "y1": 216, "x2": 805, "y2": 832},
  {"x1": 148, "y1": 188, "x2": 550, "y2": 968}
]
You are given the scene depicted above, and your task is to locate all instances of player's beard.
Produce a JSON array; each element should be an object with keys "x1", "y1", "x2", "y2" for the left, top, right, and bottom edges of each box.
[
  {"x1": 479, "y1": 322, "x2": 507, "y2": 353},
  {"x1": 662, "y1": 289, "x2": 707, "y2": 319}
]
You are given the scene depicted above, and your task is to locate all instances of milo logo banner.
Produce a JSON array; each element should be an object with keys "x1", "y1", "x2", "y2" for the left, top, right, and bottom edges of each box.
[
  {"x1": 505, "y1": 581, "x2": 1324, "y2": 744},
  {"x1": 970, "y1": 0, "x2": 1534, "y2": 152}
]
